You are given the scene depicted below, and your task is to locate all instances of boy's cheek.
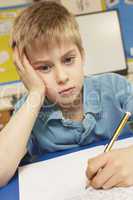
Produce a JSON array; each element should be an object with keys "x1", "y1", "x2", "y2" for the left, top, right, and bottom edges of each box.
[{"x1": 45, "y1": 87, "x2": 57, "y2": 100}]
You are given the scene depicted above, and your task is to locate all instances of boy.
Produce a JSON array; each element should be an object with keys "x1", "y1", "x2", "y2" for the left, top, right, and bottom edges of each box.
[{"x1": 0, "y1": 1, "x2": 133, "y2": 189}]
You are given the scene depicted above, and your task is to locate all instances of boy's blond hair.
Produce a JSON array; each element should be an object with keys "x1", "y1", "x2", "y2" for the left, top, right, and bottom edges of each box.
[{"x1": 11, "y1": 1, "x2": 83, "y2": 55}]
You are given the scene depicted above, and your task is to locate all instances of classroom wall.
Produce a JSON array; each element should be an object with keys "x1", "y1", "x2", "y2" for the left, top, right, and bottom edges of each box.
[{"x1": 0, "y1": 0, "x2": 32, "y2": 7}]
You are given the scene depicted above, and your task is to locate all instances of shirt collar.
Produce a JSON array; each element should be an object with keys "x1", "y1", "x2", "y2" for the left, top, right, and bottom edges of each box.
[{"x1": 41, "y1": 98, "x2": 62, "y2": 121}]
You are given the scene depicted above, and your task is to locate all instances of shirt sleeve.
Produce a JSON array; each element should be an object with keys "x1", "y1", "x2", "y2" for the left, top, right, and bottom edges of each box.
[
  {"x1": 107, "y1": 73, "x2": 133, "y2": 131},
  {"x1": 110, "y1": 73, "x2": 133, "y2": 114},
  {"x1": 13, "y1": 94, "x2": 28, "y2": 115}
]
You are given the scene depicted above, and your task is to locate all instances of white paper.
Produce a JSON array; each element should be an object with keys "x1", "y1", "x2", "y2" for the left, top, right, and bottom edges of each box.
[{"x1": 19, "y1": 137, "x2": 133, "y2": 200}]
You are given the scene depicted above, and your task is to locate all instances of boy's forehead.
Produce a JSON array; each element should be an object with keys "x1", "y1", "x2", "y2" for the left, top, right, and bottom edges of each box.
[
  {"x1": 26, "y1": 38, "x2": 78, "y2": 60},
  {"x1": 28, "y1": 38, "x2": 76, "y2": 50}
]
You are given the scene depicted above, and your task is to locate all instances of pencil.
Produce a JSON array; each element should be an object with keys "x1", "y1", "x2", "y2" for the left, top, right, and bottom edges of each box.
[
  {"x1": 85, "y1": 111, "x2": 131, "y2": 189},
  {"x1": 104, "y1": 111, "x2": 131, "y2": 153}
]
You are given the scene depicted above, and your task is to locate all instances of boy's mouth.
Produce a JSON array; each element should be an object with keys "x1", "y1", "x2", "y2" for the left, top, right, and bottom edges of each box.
[{"x1": 59, "y1": 87, "x2": 75, "y2": 96}]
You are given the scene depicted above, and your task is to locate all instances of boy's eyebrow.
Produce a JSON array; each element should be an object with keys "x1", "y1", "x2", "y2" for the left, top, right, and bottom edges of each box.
[
  {"x1": 31, "y1": 49, "x2": 76, "y2": 66},
  {"x1": 62, "y1": 49, "x2": 76, "y2": 58}
]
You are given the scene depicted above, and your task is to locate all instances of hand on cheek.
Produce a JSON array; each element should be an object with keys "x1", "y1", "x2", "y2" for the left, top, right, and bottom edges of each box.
[{"x1": 13, "y1": 48, "x2": 46, "y2": 96}]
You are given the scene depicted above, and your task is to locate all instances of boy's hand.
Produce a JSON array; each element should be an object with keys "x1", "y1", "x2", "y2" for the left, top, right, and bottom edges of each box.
[
  {"x1": 86, "y1": 146, "x2": 133, "y2": 189},
  {"x1": 13, "y1": 48, "x2": 46, "y2": 97}
]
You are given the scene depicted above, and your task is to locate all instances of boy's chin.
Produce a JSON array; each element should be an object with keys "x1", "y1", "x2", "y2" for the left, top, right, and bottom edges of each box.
[{"x1": 58, "y1": 96, "x2": 80, "y2": 109}]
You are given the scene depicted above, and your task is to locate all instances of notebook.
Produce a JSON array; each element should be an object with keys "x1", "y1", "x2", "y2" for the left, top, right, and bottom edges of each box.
[{"x1": 19, "y1": 137, "x2": 133, "y2": 200}]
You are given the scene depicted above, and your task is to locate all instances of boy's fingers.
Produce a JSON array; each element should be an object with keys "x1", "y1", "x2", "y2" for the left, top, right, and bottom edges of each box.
[
  {"x1": 102, "y1": 173, "x2": 123, "y2": 189},
  {"x1": 115, "y1": 177, "x2": 133, "y2": 188},
  {"x1": 115, "y1": 181, "x2": 129, "y2": 187},
  {"x1": 90, "y1": 162, "x2": 118, "y2": 189},
  {"x1": 86, "y1": 153, "x2": 108, "y2": 179},
  {"x1": 23, "y1": 54, "x2": 43, "y2": 81},
  {"x1": 13, "y1": 48, "x2": 24, "y2": 72},
  {"x1": 22, "y1": 53, "x2": 33, "y2": 70}
]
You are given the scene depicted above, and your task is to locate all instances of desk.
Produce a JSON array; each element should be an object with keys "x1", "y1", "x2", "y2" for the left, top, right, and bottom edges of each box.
[{"x1": 0, "y1": 133, "x2": 133, "y2": 200}]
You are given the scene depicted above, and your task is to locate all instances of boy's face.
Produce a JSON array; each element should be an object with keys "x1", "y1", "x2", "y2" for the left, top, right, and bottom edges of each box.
[{"x1": 26, "y1": 39, "x2": 84, "y2": 108}]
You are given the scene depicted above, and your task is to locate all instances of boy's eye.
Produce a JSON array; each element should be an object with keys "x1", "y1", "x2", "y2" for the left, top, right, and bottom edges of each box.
[
  {"x1": 64, "y1": 56, "x2": 75, "y2": 65},
  {"x1": 37, "y1": 65, "x2": 52, "y2": 73}
]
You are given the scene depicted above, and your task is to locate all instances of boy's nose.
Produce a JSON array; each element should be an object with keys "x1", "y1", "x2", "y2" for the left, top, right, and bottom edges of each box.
[{"x1": 55, "y1": 66, "x2": 69, "y2": 85}]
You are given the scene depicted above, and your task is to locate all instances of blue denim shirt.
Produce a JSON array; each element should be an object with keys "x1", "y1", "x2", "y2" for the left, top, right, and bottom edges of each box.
[{"x1": 14, "y1": 73, "x2": 133, "y2": 157}]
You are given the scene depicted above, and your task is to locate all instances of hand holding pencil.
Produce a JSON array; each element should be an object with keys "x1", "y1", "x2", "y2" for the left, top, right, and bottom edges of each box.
[{"x1": 85, "y1": 112, "x2": 133, "y2": 189}]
